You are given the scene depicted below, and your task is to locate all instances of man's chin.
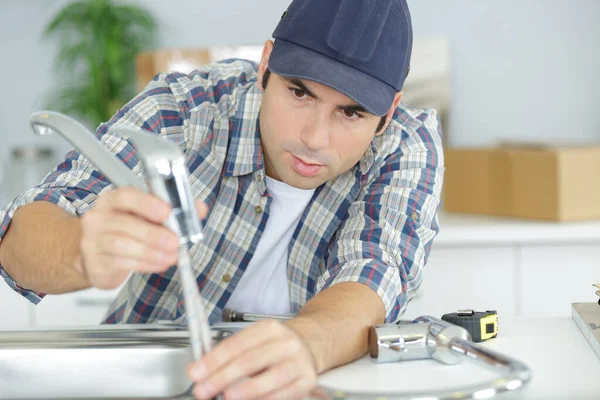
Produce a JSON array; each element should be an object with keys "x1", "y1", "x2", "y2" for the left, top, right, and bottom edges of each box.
[
  {"x1": 291, "y1": 181, "x2": 322, "y2": 190},
  {"x1": 283, "y1": 171, "x2": 325, "y2": 190}
]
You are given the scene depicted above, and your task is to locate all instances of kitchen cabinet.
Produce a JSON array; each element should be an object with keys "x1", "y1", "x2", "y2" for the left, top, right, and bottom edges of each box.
[
  {"x1": 520, "y1": 245, "x2": 600, "y2": 318},
  {"x1": 404, "y1": 246, "x2": 518, "y2": 320},
  {"x1": 404, "y1": 213, "x2": 600, "y2": 320}
]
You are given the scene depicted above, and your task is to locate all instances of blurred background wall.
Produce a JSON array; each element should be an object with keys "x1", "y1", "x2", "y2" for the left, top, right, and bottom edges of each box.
[{"x1": 0, "y1": 0, "x2": 599, "y2": 167}]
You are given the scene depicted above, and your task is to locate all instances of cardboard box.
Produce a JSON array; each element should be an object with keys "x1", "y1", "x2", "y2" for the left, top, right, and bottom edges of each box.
[
  {"x1": 443, "y1": 145, "x2": 600, "y2": 221},
  {"x1": 135, "y1": 49, "x2": 212, "y2": 91},
  {"x1": 135, "y1": 46, "x2": 263, "y2": 91}
]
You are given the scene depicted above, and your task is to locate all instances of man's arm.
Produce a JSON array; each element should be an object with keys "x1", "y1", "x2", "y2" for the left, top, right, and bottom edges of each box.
[
  {"x1": 187, "y1": 281, "x2": 384, "y2": 400},
  {"x1": 285, "y1": 281, "x2": 384, "y2": 373},
  {"x1": 0, "y1": 202, "x2": 88, "y2": 294},
  {"x1": 0, "y1": 188, "x2": 190, "y2": 295}
]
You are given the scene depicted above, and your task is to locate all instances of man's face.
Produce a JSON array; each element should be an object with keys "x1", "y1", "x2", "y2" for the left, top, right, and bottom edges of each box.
[{"x1": 259, "y1": 72, "x2": 385, "y2": 190}]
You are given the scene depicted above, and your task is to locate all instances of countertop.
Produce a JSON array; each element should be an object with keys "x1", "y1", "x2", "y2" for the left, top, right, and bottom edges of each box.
[
  {"x1": 318, "y1": 316, "x2": 600, "y2": 399},
  {"x1": 434, "y1": 212, "x2": 600, "y2": 246},
  {"x1": 2, "y1": 318, "x2": 597, "y2": 399}
]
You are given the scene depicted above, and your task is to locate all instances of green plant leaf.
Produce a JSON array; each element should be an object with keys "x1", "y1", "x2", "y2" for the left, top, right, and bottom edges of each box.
[
  {"x1": 53, "y1": 41, "x2": 90, "y2": 72},
  {"x1": 42, "y1": 0, "x2": 157, "y2": 128},
  {"x1": 44, "y1": 1, "x2": 94, "y2": 37}
]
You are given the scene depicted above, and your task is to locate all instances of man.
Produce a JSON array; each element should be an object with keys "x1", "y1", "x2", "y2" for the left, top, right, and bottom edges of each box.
[{"x1": 0, "y1": 0, "x2": 443, "y2": 398}]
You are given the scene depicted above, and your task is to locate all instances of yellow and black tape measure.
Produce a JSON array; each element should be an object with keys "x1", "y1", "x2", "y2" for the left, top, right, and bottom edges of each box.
[{"x1": 441, "y1": 310, "x2": 498, "y2": 342}]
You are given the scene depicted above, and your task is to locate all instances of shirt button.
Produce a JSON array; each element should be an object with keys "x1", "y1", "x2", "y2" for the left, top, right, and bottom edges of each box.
[
  {"x1": 222, "y1": 273, "x2": 232, "y2": 283},
  {"x1": 255, "y1": 205, "x2": 263, "y2": 214},
  {"x1": 410, "y1": 211, "x2": 419, "y2": 221},
  {"x1": 257, "y1": 174, "x2": 263, "y2": 182}
]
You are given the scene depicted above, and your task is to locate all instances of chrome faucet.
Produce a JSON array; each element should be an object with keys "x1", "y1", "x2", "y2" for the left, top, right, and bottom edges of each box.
[
  {"x1": 29, "y1": 111, "x2": 212, "y2": 362},
  {"x1": 367, "y1": 315, "x2": 532, "y2": 399}
]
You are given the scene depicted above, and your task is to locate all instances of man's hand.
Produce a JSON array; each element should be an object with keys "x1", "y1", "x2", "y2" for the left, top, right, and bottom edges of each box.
[
  {"x1": 188, "y1": 320, "x2": 318, "y2": 400},
  {"x1": 78, "y1": 187, "x2": 207, "y2": 289}
]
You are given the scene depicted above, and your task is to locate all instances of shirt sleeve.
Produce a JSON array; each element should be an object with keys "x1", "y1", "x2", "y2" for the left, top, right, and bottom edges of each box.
[
  {"x1": 317, "y1": 108, "x2": 444, "y2": 323},
  {"x1": 0, "y1": 73, "x2": 191, "y2": 303}
]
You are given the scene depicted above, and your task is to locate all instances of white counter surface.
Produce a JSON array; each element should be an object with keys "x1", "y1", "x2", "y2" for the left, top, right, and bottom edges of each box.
[
  {"x1": 318, "y1": 317, "x2": 600, "y2": 399},
  {"x1": 435, "y1": 212, "x2": 600, "y2": 246}
]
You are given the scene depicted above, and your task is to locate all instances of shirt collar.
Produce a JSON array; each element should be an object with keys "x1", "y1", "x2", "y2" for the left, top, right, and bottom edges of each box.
[{"x1": 223, "y1": 82, "x2": 264, "y2": 177}]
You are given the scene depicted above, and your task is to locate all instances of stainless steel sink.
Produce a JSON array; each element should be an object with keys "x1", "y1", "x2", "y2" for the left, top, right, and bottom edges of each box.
[{"x1": 0, "y1": 324, "x2": 238, "y2": 399}]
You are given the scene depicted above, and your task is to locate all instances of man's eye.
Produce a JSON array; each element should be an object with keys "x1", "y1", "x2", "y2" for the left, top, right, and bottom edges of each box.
[
  {"x1": 342, "y1": 110, "x2": 361, "y2": 119},
  {"x1": 291, "y1": 88, "x2": 307, "y2": 98}
]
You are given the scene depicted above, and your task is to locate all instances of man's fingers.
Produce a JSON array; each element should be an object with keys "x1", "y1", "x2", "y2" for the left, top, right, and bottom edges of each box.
[
  {"x1": 81, "y1": 252, "x2": 173, "y2": 290},
  {"x1": 77, "y1": 187, "x2": 212, "y2": 289},
  {"x1": 95, "y1": 188, "x2": 208, "y2": 225},
  {"x1": 261, "y1": 377, "x2": 317, "y2": 400},
  {"x1": 195, "y1": 199, "x2": 208, "y2": 219},
  {"x1": 95, "y1": 187, "x2": 171, "y2": 224},
  {"x1": 307, "y1": 386, "x2": 333, "y2": 400},
  {"x1": 97, "y1": 254, "x2": 173, "y2": 274},
  {"x1": 192, "y1": 337, "x2": 302, "y2": 399},
  {"x1": 189, "y1": 320, "x2": 287, "y2": 382},
  {"x1": 93, "y1": 212, "x2": 180, "y2": 254},
  {"x1": 79, "y1": 255, "x2": 130, "y2": 290},
  {"x1": 95, "y1": 234, "x2": 177, "y2": 269},
  {"x1": 221, "y1": 360, "x2": 301, "y2": 400}
]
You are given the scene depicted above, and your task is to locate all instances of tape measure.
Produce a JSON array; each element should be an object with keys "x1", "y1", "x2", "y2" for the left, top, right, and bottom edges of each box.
[{"x1": 441, "y1": 310, "x2": 498, "y2": 342}]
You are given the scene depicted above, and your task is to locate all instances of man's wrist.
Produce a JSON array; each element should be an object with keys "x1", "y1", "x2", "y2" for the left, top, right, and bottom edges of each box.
[
  {"x1": 72, "y1": 254, "x2": 90, "y2": 283},
  {"x1": 285, "y1": 315, "x2": 330, "y2": 374},
  {"x1": 67, "y1": 215, "x2": 91, "y2": 287},
  {"x1": 64, "y1": 215, "x2": 89, "y2": 286}
]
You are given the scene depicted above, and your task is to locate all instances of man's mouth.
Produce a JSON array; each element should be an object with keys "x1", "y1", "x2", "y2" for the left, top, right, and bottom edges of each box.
[{"x1": 291, "y1": 155, "x2": 323, "y2": 177}]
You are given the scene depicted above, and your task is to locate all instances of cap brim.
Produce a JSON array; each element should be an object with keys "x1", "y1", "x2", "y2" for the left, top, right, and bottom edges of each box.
[{"x1": 268, "y1": 40, "x2": 395, "y2": 117}]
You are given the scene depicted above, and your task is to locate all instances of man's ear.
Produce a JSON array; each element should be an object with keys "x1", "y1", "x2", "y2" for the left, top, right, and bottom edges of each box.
[
  {"x1": 376, "y1": 91, "x2": 403, "y2": 136},
  {"x1": 257, "y1": 40, "x2": 274, "y2": 91}
]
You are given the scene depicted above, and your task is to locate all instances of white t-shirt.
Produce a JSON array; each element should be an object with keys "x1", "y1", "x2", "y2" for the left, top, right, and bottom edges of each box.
[{"x1": 225, "y1": 176, "x2": 315, "y2": 315}]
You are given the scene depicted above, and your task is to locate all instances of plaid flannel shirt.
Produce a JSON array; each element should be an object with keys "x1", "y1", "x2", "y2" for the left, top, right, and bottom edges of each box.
[{"x1": 0, "y1": 59, "x2": 444, "y2": 324}]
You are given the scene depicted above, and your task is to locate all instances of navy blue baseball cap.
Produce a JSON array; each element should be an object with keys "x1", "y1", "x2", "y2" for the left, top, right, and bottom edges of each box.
[{"x1": 269, "y1": 0, "x2": 413, "y2": 117}]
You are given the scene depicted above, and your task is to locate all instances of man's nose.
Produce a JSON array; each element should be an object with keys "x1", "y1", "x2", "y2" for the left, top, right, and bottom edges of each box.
[{"x1": 300, "y1": 114, "x2": 330, "y2": 151}]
